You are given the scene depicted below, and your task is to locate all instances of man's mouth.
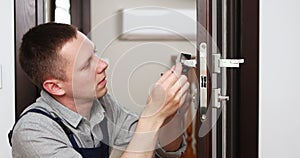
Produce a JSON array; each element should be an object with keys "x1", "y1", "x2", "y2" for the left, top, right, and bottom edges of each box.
[{"x1": 98, "y1": 77, "x2": 107, "y2": 86}]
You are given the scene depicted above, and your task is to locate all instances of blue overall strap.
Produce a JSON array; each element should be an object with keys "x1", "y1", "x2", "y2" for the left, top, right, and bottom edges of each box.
[
  {"x1": 8, "y1": 108, "x2": 55, "y2": 146},
  {"x1": 8, "y1": 108, "x2": 110, "y2": 158},
  {"x1": 8, "y1": 108, "x2": 78, "y2": 149},
  {"x1": 74, "y1": 117, "x2": 109, "y2": 158},
  {"x1": 99, "y1": 117, "x2": 109, "y2": 148}
]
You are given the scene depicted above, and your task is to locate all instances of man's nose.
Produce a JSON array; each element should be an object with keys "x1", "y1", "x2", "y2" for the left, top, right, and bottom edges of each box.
[{"x1": 96, "y1": 58, "x2": 108, "y2": 73}]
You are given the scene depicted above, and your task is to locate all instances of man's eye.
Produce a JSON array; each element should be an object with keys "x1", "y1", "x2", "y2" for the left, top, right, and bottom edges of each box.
[{"x1": 83, "y1": 62, "x2": 90, "y2": 69}]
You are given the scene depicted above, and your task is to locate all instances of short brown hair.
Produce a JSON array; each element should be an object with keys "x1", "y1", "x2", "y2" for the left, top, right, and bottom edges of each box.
[{"x1": 19, "y1": 22, "x2": 77, "y2": 89}]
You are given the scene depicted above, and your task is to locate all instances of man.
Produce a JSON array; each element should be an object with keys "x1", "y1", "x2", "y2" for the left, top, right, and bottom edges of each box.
[{"x1": 10, "y1": 22, "x2": 190, "y2": 157}]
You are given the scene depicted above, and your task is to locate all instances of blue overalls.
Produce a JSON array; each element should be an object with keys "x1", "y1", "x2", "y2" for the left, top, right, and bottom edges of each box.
[{"x1": 8, "y1": 108, "x2": 109, "y2": 158}]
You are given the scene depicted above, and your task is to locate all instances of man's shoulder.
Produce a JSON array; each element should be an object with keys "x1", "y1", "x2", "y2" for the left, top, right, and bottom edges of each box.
[
  {"x1": 20, "y1": 95, "x2": 54, "y2": 114},
  {"x1": 14, "y1": 107, "x2": 58, "y2": 130}
]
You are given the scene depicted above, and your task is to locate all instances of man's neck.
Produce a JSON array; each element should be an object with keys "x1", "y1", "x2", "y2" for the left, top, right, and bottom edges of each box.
[
  {"x1": 75, "y1": 102, "x2": 94, "y2": 120},
  {"x1": 55, "y1": 96, "x2": 94, "y2": 120}
]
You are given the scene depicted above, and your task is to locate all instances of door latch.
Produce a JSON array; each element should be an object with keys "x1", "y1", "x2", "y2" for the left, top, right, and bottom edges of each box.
[
  {"x1": 212, "y1": 88, "x2": 229, "y2": 109},
  {"x1": 212, "y1": 54, "x2": 244, "y2": 109},
  {"x1": 213, "y1": 54, "x2": 244, "y2": 73}
]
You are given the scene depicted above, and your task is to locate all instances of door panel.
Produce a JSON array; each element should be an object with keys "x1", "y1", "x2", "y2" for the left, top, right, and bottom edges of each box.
[
  {"x1": 196, "y1": 0, "x2": 259, "y2": 157},
  {"x1": 197, "y1": 0, "x2": 213, "y2": 157},
  {"x1": 15, "y1": 0, "x2": 41, "y2": 118}
]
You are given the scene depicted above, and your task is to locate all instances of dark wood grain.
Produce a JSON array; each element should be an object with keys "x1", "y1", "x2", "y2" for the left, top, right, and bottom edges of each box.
[
  {"x1": 15, "y1": 0, "x2": 40, "y2": 118},
  {"x1": 197, "y1": 0, "x2": 213, "y2": 157}
]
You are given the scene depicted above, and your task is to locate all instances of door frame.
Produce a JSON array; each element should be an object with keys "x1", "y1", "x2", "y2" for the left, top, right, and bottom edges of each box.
[
  {"x1": 196, "y1": 0, "x2": 259, "y2": 157},
  {"x1": 15, "y1": 0, "x2": 43, "y2": 118}
]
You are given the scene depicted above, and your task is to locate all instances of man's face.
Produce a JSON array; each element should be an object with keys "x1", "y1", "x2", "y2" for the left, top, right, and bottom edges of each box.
[{"x1": 60, "y1": 31, "x2": 108, "y2": 102}]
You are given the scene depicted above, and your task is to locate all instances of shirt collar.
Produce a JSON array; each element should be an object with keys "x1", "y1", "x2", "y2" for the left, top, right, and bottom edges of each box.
[
  {"x1": 90, "y1": 99, "x2": 106, "y2": 127},
  {"x1": 40, "y1": 90, "x2": 105, "y2": 128}
]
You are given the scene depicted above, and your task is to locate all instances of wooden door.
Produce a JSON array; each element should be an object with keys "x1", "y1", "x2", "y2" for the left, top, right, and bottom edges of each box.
[
  {"x1": 15, "y1": 0, "x2": 45, "y2": 118},
  {"x1": 195, "y1": 0, "x2": 259, "y2": 158},
  {"x1": 196, "y1": 0, "x2": 213, "y2": 157}
]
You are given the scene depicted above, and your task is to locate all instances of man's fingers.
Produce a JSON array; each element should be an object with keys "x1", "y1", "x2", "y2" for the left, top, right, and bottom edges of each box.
[
  {"x1": 169, "y1": 75, "x2": 188, "y2": 94},
  {"x1": 178, "y1": 81, "x2": 190, "y2": 98},
  {"x1": 157, "y1": 65, "x2": 175, "y2": 84},
  {"x1": 157, "y1": 63, "x2": 183, "y2": 88},
  {"x1": 173, "y1": 62, "x2": 183, "y2": 78},
  {"x1": 178, "y1": 92, "x2": 191, "y2": 115},
  {"x1": 162, "y1": 65, "x2": 183, "y2": 89},
  {"x1": 165, "y1": 81, "x2": 189, "y2": 115},
  {"x1": 179, "y1": 92, "x2": 188, "y2": 107}
]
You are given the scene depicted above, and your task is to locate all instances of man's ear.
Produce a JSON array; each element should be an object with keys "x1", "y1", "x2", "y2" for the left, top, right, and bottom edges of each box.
[{"x1": 43, "y1": 79, "x2": 65, "y2": 96}]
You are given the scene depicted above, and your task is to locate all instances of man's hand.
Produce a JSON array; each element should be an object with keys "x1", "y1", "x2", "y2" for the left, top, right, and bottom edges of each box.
[
  {"x1": 121, "y1": 63, "x2": 190, "y2": 158},
  {"x1": 142, "y1": 63, "x2": 190, "y2": 122}
]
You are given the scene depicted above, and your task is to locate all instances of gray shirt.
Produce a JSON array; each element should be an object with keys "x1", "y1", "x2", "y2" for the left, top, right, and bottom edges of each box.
[{"x1": 11, "y1": 90, "x2": 185, "y2": 157}]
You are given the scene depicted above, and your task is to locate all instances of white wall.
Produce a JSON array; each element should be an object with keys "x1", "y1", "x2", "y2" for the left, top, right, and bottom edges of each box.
[
  {"x1": 91, "y1": 0, "x2": 196, "y2": 114},
  {"x1": 0, "y1": 1, "x2": 15, "y2": 158},
  {"x1": 259, "y1": 0, "x2": 300, "y2": 157}
]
